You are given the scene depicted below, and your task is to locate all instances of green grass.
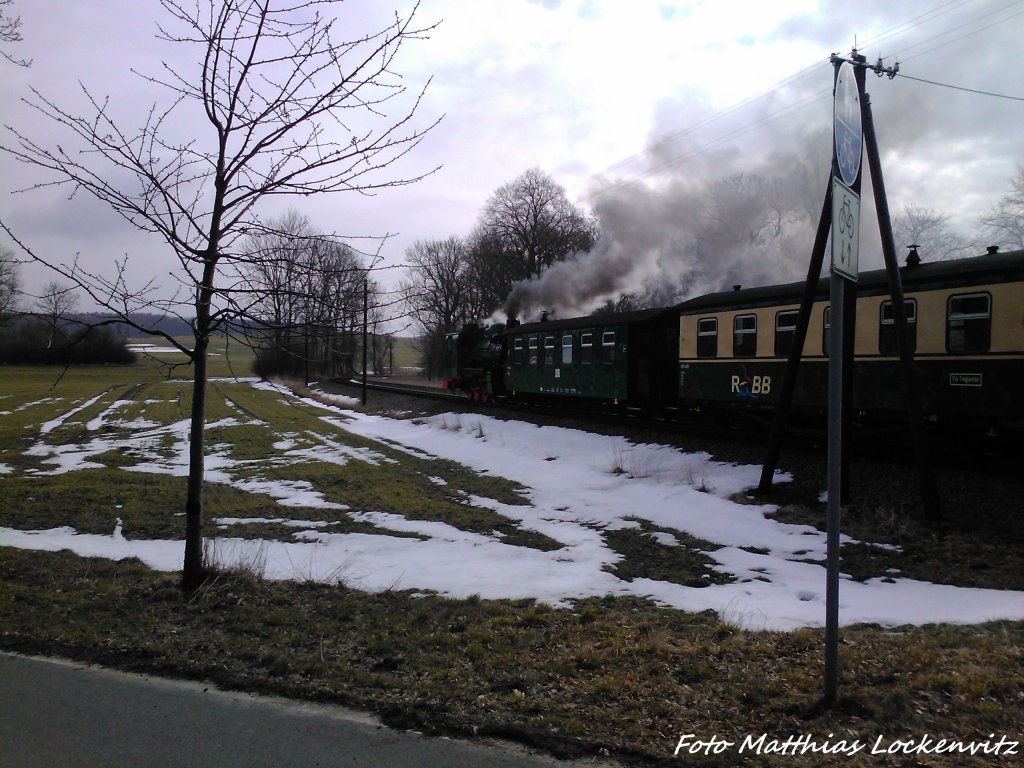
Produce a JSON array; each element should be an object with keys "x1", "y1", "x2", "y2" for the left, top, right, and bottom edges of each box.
[
  {"x1": 0, "y1": 364, "x2": 544, "y2": 549},
  {"x1": 128, "y1": 334, "x2": 258, "y2": 380},
  {"x1": 602, "y1": 517, "x2": 733, "y2": 587},
  {"x1": 0, "y1": 469, "x2": 334, "y2": 540},
  {"x1": 388, "y1": 336, "x2": 421, "y2": 371}
]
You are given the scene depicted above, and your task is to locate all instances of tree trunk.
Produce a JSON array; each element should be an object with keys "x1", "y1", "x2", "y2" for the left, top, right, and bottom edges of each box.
[
  {"x1": 182, "y1": 334, "x2": 208, "y2": 594},
  {"x1": 182, "y1": 277, "x2": 214, "y2": 595}
]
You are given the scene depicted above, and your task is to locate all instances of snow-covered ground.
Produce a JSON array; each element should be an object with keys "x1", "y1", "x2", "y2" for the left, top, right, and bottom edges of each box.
[{"x1": 2, "y1": 380, "x2": 1022, "y2": 631}]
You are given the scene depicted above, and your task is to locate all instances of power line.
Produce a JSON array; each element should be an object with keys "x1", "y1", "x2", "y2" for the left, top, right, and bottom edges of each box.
[
  {"x1": 578, "y1": 0, "x2": 1022, "y2": 198},
  {"x1": 894, "y1": 0, "x2": 1024, "y2": 62},
  {"x1": 857, "y1": 0, "x2": 979, "y2": 52},
  {"x1": 897, "y1": 71, "x2": 1024, "y2": 101},
  {"x1": 582, "y1": 0, "x2": 986, "y2": 188}
]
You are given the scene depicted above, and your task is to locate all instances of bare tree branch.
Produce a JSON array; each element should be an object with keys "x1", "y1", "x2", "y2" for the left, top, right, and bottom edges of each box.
[
  {"x1": 979, "y1": 165, "x2": 1024, "y2": 251},
  {"x1": 0, "y1": 0, "x2": 30, "y2": 67}
]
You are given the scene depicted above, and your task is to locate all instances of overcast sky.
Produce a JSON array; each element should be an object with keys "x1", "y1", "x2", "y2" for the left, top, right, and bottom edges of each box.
[{"x1": 2, "y1": 0, "x2": 1022, "y2": 317}]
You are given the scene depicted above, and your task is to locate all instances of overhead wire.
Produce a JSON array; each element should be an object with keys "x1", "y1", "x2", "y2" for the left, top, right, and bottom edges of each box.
[
  {"x1": 589, "y1": 1, "x2": 984, "y2": 183},
  {"x1": 584, "y1": 0, "x2": 983, "y2": 188},
  {"x1": 579, "y1": 0, "x2": 1023, "y2": 200},
  {"x1": 889, "y1": 0, "x2": 1024, "y2": 62},
  {"x1": 896, "y1": 72, "x2": 1024, "y2": 101}
]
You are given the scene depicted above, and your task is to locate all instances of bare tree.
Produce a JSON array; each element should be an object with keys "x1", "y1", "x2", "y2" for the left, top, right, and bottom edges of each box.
[
  {"x1": 0, "y1": 0, "x2": 29, "y2": 67},
  {"x1": 400, "y1": 236, "x2": 473, "y2": 375},
  {"x1": 0, "y1": 244, "x2": 17, "y2": 320},
  {"x1": 699, "y1": 174, "x2": 798, "y2": 248},
  {"x1": 242, "y1": 210, "x2": 315, "y2": 353},
  {"x1": 37, "y1": 280, "x2": 79, "y2": 348},
  {"x1": 297, "y1": 237, "x2": 367, "y2": 378},
  {"x1": 240, "y1": 209, "x2": 370, "y2": 379},
  {"x1": 1, "y1": 0, "x2": 438, "y2": 593},
  {"x1": 462, "y1": 226, "x2": 522, "y2": 319},
  {"x1": 478, "y1": 168, "x2": 596, "y2": 282},
  {"x1": 979, "y1": 165, "x2": 1024, "y2": 251},
  {"x1": 893, "y1": 205, "x2": 972, "y2": 262},
  {"x1": 401, "y1": 237, "x2": 470, "y2": 330}
]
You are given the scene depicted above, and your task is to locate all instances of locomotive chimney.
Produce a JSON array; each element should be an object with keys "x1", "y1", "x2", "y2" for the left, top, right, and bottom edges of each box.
[
  {"x1": 733, "y1": 284, "x2": 741, "y2": 291},
  {"x1": 986, "y1": 245, "x2": 1000, "y2": 255},
  {"x1": 905, "y1": 244, "x2": 921, "y2": 267}
]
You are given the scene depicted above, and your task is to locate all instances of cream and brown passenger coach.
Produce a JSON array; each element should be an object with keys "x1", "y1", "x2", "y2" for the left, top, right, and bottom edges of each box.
[{"x1": 675, "y1": 248, "x2": 1024, "y2": 434}]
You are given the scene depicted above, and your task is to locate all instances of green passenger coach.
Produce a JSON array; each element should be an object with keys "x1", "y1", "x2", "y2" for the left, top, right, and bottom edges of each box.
[{"x1": 504, "y1": 309, "x2": 678, "y2": 412}]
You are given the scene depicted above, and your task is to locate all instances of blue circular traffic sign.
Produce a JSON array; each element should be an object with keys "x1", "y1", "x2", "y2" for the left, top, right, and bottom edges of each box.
[{"x1": 833, "y1": 61, "x2": 862, "y2": 186}]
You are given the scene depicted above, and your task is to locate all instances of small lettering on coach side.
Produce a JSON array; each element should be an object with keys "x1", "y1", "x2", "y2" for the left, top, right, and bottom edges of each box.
[{"x1": 949, "y1": 373, "x2": 982, "y2": 387}]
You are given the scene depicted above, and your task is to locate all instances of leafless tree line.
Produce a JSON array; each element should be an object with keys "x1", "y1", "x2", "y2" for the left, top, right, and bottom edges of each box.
[{"x1": 238, "y1": 210, "x2": 386, "y2": 380}]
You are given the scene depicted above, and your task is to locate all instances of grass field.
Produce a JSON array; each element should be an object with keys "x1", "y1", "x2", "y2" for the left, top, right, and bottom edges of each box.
[
  {"x1": 1, "y1": 356, "x2": 1022, "y2": 766},
  {"x1": 0, "y1": 353, "x2": 534, "y2": 549}
]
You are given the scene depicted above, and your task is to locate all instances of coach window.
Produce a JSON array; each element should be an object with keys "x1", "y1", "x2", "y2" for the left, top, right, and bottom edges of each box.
[
  {"x1": 947, "y1": 292, "x2": 991, "y2": 353},
  {"x1": 879, "y1": 299, "x2": 917, "y2": 355},
  {"x1": 528, "y1": 336, "x2": 540, "y2": 367},
  {"x1": 774, "y1": 310, "x2": 799, "y2": 357},
  {"x1": 512, "y1": 337, "x2": 525, "y2": 367},
  {"x1": 561, "y1": 334, "x2": 573, "y2": 364},
  {"x1": 602, "y1": 331, "x2": 616, "y2": 364},
  {"x1": 733, "y1": 314, "x2": 757, "y2": 357},
  {"x1": 544, "y1": 335, "x2": 556, "y2": 366},
  {"x1": 580, "y1": 332, "x2": 594, "y2": 364},
  {"x1": 696, "y1": 317, "x2": 717, "y2": 358}
]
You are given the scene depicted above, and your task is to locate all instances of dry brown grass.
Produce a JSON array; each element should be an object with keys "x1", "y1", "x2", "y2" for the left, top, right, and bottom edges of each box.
[{"x1": 2, "y1": 547, "x2": 1021, "y2": 767}]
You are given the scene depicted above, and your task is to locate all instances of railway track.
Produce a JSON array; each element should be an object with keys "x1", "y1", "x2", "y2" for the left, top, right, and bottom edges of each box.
[
  {"x1": 341, "y1": 377, "x2": 469, "y2": 403},
  {"x1": 321, "y1": 375, "x2": 1024, "y2": 558},
  {"x1": 334, "y1": 376, "x2": 1018, "y2": 475}
]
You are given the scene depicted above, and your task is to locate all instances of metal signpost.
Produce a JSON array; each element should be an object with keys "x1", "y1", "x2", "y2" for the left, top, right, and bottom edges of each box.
[
  {"x1": 825, "y1": 59, "x2": 862, "y2": 707},
  {"x1": 757, "y1": 50, "x2": 938, "y2": 705}
]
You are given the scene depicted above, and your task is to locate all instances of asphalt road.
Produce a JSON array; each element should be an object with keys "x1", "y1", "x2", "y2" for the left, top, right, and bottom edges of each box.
[{"x1": 0, "y1": 653, "x2": 614, "y2": 768}]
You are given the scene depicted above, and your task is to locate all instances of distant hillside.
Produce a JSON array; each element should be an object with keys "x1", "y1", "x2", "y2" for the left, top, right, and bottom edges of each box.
[{"x1": 78, "y1": 312, "x2": 194, "y2": 338}]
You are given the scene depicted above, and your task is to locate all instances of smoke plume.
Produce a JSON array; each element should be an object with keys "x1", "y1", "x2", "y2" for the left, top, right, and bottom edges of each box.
[{"x1": 504, "y1": 128, "x2": 832, "y2": 322}]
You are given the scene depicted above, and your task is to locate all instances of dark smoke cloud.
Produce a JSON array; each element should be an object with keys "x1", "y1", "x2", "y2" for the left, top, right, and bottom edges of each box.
[{"x1": 504, "y1": 122, "x2": 834, "y2": 321}]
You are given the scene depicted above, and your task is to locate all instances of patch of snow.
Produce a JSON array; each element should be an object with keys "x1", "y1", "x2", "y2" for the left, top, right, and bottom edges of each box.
[
  {"x1": 126, "y1": 343, "x2": 186, "y2": 354},
  {"x1": 86, "y1": 399, "x2": 130, "y2": 431},
  {"x1": 4, "y1": 380, "x2": 1023, "y2": 632},
  {"x1": 308, "y1": 386, "x2": 360, "y2": 407},
  {"x1": 647, "y1": 531, "x2": 679, "y2": 547},
  {"x1": 40, "y1": 392, "x2": 108, "y2": 434}
]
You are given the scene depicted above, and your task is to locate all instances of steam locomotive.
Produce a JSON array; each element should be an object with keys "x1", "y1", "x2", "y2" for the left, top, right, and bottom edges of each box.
[{"x1": 441, "y1": 247, "x2": 1024, "y2": 437}]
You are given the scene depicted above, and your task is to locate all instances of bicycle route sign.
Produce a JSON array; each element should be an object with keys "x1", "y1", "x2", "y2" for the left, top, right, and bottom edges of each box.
[
  {"x1": 831, "y1": 176, "x2": 860, "y2": 281},
  {"x1": 833, "y1": 60, "x2": 862, "y2": 186}
]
